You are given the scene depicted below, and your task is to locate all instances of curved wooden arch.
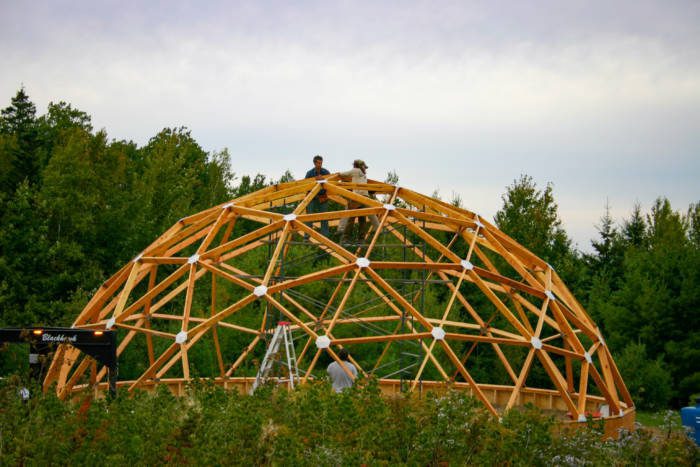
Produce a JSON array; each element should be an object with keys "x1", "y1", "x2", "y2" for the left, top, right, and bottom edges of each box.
[{"x1": 45, "y1": 176, "x2": 634, "y2": 424}]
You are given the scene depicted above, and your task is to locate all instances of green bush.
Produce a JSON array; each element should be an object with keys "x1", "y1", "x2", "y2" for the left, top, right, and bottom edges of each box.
[
  {"x1": 0, "y1": 376, "x2": 697, "y2": 465},
  {"x1": 616, "y1": 342, "x2": 673, "y2": 410}
]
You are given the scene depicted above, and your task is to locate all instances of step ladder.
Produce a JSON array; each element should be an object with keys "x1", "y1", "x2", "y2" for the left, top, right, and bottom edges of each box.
[{"x1": 250, "y1": 322, "x2": 299, "y2": 394}]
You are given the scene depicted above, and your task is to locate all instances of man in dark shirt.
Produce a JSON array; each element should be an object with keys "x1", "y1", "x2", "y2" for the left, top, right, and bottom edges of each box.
[{"x1": 304, "y1": 155, "x2": 330, "y2": 237}]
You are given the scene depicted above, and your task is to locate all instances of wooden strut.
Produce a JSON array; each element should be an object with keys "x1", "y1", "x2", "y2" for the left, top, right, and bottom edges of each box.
[{"x1": 47, "y1": 177, "x2": 632, "y2": 421}]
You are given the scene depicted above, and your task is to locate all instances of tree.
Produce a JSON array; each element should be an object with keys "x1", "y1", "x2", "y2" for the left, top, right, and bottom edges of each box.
[
  {"x1": 277, "y1": 169, "x2": 295, "y2": 184},
  {"x1": 688, "y1": 202, "x2": 700, "y2": 247},
  {"x1": 591, "y1": 201, "x2": 616, "y2": 265},
  {"x1": 0, "y1": 181, "x2": 48, "y2": 326},
  {"x1": 36, "y1": 101, "x2": 93, "y2": 162},
  {"x1": 0, "y1": 87, "x2": 40, "y2": 189},
  {"x1": 493, "y1": 175, "x2": 581, "y2": 287},
  {"x1": 621, "y1": 203, "x2": 646, "y2": 248},
  {"x1": 384, "y1": 170, "x2": 399, "y2": 185},
  {"x1": 585, "y1": 202, "x2": 625, "y2": 291},
  {"x1": 235, "y1": 174, "x2": 268, "y2": 197},
  {"x1": 616, "y1": 343, "x2": 672, "y2": 410},
  {"x1": 0, "y1": 87, "x2": 36, "y2": 135},
  {"x1": 592, "y1": 198, "x2": 700, "y2": 407}
]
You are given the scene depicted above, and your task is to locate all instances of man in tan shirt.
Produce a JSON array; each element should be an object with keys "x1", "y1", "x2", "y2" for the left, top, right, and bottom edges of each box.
[{"x1": 337, "y1": 159, "x2": 380, "y2": 243}]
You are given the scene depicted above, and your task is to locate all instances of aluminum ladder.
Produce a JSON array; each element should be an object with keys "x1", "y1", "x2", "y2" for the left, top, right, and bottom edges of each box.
[{"x1": 250, "y1": 321, "x2": 299, "y2": 394}]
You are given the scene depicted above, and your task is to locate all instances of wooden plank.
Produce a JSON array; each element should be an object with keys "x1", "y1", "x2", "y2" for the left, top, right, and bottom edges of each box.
[
  {"x1": 602, "y1": 345, "x2": 635, "y2": 407},
  {"x1": 479, "y1": 227, "x2": 543, "y2": 290},
  {"x1": 535, "y1": 349, "x2": 581, "y2": 419},
  {"x1": 267, "y1": 263, "x2": 357, "y2": 294},
  {"x1": 394, "y1": 207, "x2": 473, "y2": 230},
  {"x1": 577, "y1": 361, "x2": 590, "y2": 415},
  {"x1": 111, "y1": 322, "x2": 176, "y2": 339},
  {"x1": 164, "y1": 224, "x2": 213, "y2": 257},
  {"x1": 391, "y1": 210, "x2": 461, "y2": 263},
  {"x1": 262, "y1": 222, "x2": 292, "y2": 285},
  {"x1": 210, "y1": 274, "x2": 226, "y2": 377},
  {"x1": 332, "y1": 332, "x2": 432, "y2": 345},
  {"x1": 397, "y1": 188, "x2": 474, "y2": 221},
  {"x1": 43, "y1": 344, "x2": 67, "y2": 393},
  {"x1": 587, "y1": 360, "x2": 621, "y2": 414},
  {"x1": 73, "y1": 262, "x2": 132, "y2": 326},
  {"x1": 147, "y1": 213, "x2": 220, "y2": 257},
  {"x1": 181, "y1": 263, "x2": 198, "y2": 330},
  {"x1": 468, "y1": 269, "x2": 531, "y2": 337},
  {"x1": 196, "y1": 207, "x2": 231, "y2": 254},
  {"x1": 145, "y1": 267, "x2": 208, "y2": 316},
  {"x1": 438, "y1": 339, "x2": 499, "y2": 416},
  {"x1": 58, "y1": 356, "x2": 92, "y2": 400},
  {"x1": 363, "y1": 268, "x2": 432, "y2": 330},
  {"x1": 299, "y1": 206, "x2": 386, "y2": 224},
  {"x1": 411, "y1": 269, "x2": 467, "y2": 388},
  {"x1": 226, "y1": 335, "x2": 262, "y2": 377},
  {"x1": 505, "y1": 349, "x2": 536, "y2": 410},
  {"x1": 597, "y1": 346, "x2": 621, "y2": 409},
  {"x1": 175, "y1": 294, "x2": 259, "y2": 356},
  {"x1": 147, "y1": 313, "x2": 259, "y2": 335},
  {"x1": 143, "y1": 266, "x2": 158, "y2": 365},
  {"x1": 291, "y1": 181, "x2": 321, "y2": 214},
  {"x1": 202, "y1": 221, "x2": 282, "y2": 261},
  {"x1": 111, "y1": 262, "x2": 143, "y2": 319},
  {"x1": 140, "y1": 257, "x2": 189, "y2": 265},
  {"x1": 323, "y1": 182, "x2": 383, "y2": 208}
]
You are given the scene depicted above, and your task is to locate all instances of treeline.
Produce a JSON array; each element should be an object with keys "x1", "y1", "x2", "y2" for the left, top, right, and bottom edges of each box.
[
  {"x1": 0, "y1": 88, "x2": 280, "y2": 328},
  {"x1": 0, "y1": 89, "x2": 698, "y2": 409}
]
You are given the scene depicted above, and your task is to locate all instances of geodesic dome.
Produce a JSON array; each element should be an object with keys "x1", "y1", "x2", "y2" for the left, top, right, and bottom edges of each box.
[{"x1": 45, "y1": 175, "x2": 633, "y2": 425}]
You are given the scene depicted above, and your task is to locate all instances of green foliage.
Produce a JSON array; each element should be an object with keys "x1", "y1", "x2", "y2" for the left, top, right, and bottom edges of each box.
[
  {"x1": 616, "y1": 343, "x2": 673, "y2": 410},
  {"x1": 586, "y1": 198, "x2": 700, "y2": 407},
  {"x1": 0, "y1": 91, "x2": 237, "y2": 357},
  {"x1": 494, "y1": 175, "x2": 573, "y2": 266},
  {"x1": 0, "y1": 87, "x2": 41, "y2": 189},
  {"x1": 0, "y1": 379, "x2": 697, "y2": 465},
  {"x1": 494, "y1": 174, "x2": 584, "y2": 289}
]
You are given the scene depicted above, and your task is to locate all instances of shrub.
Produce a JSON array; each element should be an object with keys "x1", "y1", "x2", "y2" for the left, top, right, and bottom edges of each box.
[
  {"x1": 1, "y1": 376, "x2": 697, "y2": 465},
  {"x1": 616, "y1": 342, "x2": 673, "y2": 410}
]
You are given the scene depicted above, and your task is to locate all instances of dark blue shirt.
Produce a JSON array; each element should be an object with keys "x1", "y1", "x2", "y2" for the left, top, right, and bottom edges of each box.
[{"x1": 305, "y1": 167, "x2": 330, "y2": 197}]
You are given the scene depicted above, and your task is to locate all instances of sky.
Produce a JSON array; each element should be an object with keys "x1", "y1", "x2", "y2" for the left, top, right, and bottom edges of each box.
[{"x1": 1, "y1": 0, "x2": 699, "y2": 251}]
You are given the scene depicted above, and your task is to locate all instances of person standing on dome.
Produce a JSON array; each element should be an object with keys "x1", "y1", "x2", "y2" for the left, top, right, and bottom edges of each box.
[
  {"x1": 337, "y1": 159, "x2": 380, "y2": 243},
  {"x1": 305, "y1": 155, "x2": 331, "y2": 237}
]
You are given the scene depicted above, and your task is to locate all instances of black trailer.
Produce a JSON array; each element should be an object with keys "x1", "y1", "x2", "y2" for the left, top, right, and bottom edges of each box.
[{"x1": 0, "y1": 327, "x2": 117, "y2": 397}]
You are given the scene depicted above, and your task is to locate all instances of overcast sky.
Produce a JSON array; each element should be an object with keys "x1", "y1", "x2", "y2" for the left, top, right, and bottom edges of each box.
[{"x1": 1, "y1": 0, "x2": 698, "y2": 251}]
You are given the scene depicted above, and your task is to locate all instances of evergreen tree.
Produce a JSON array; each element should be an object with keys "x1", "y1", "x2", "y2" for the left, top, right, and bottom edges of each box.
[
  {"x1": 0, "y1": 87, "x2": 40, "y2": 188},
  {"x1": 688, "y1": 202, "x2": 700, "y2": 247},
  {"x1": 592, "y1": 198, "x2": 700, "y2": 407},
  {"x1": 621, "y1": 202, "x2": 646, "y2": 248},
  {"x1": 591, "y1": 201, "x2": 616, "y2": 264},
  {"x1": 493, "y1": 175, "x2": 582, "y2": 287},
  {"x1": 585, "y1": 202, "x2": 625, "y2": 289}
]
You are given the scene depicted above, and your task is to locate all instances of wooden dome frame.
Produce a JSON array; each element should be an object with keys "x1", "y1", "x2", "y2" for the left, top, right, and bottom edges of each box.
[{"x1": 45, "y1": 175, "x2": 634, "y2": 429}]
